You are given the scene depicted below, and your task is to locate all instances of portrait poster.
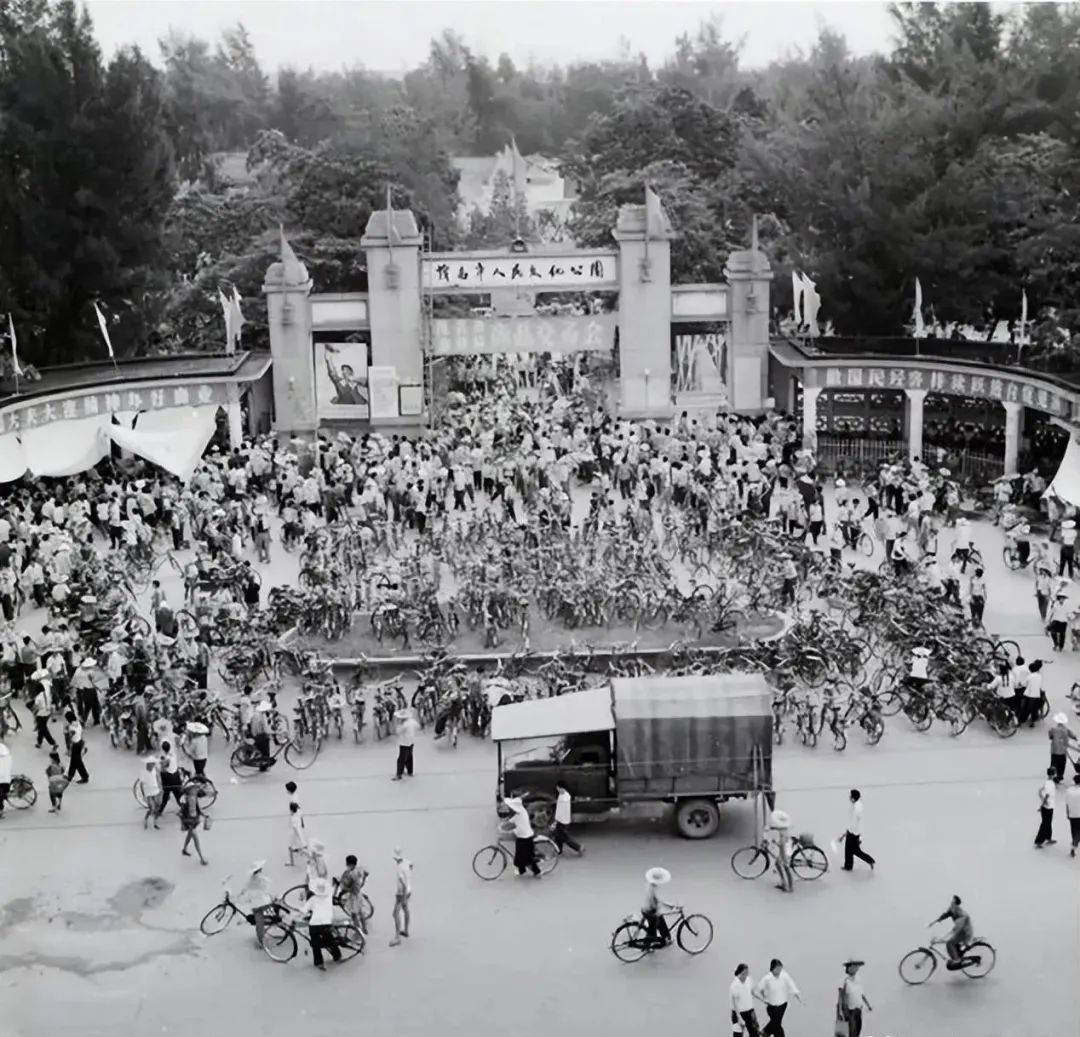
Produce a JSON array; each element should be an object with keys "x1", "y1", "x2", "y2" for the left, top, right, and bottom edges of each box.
[
  {"x1": 367, "y1": 366, "x2": 400, "y2": 419},
  {"x1": 315, "y1": 341, "x2": 369, "y2": 419}
]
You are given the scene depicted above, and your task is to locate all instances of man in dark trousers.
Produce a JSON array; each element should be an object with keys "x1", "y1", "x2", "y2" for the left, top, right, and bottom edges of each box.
[
  {"x1": 1035, "y1": 767, "x2": 1057, "y2": 848},
  {"x1": 552, "y1": 782, "x2": 584, "y2": 855},
  {"x1": 391, "y1": 709, "x2": 420, "y2": 780},
  {"x1": 841, "y1": 789, "x2": 876, "y2": 872}
]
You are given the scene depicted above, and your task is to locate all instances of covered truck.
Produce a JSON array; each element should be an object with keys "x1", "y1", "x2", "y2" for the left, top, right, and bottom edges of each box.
[{"x1": 491, "y1": 673, "x2": 772, "y2": 839}]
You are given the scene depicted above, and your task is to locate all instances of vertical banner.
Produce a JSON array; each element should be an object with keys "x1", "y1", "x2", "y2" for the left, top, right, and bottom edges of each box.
[
  {"x1": 367, "y1": 366, "x2": 400, "y2": 419},
  {"x1": 314, "y1": 341, "x2": 369, "y2": 419}
]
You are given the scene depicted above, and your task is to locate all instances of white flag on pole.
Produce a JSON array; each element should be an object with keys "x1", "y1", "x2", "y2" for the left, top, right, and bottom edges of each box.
[
  {"x1": 93, "y1": 302, "x2": 114, "y2": 359},
  {"x1": 913, "y1": 278, "x2": 925, "y2": 338},
  {"x1": 218, "y1": 290, "x2": 233, "y2": 352},
  {"x1": 8, "y1": 313, "x2": 21, "y2": 376},
  {"x1": 230, "y1": 288, "x2": 245, "y2": 351},
  {"x1": 792, "y1": 271, "x2": 804, "y2": 326}
]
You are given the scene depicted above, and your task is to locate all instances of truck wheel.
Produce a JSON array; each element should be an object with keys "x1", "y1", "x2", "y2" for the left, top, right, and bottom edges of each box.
[{"x1": 675, "y1": 799, "x2": 719, "y2": 839}]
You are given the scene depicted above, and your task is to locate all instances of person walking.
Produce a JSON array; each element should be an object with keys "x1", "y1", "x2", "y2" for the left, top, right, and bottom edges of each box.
[
  {"x1": 184, "y1": 722, "x2": 210, "y2": 777},
  {"x1": 63, "y1": 711, "x2": 89, "y2": 784},
  {"x1": 391, "y1": 708, "x2": 420, "y2": 780},
  {"x1": 287, "y1": 801, "x2": 308, "y2": 866},
  {"x1": 389, "y1": 847, "x2": 413, "y2": 947},
  {"x1": 753, "y1": 958, "x2": 803, "y2": 1037},
  {"x1": 45, "y1": 750, "x2": 68, "y2": 813},
  {"x1": 968, "y1": 567, "x2": 986, "y2": 626},
  {"x1": 140, "y1": 757, "x2": 162, "y2": 829},
  {"x1": 337, "y1": 854, "x2": 369, "y2": 935},
  {"x1": 1059, "y1": 519, "x2": 1077, "y2": 578},
  {"x1": 840, "y1": 789, "x2": 875, "y2": 872},
  {"x1": 157, "y1": 740, "x2": 183, "y2": 814},
  {"x1": 1048, "y1": 713, "x2": 1077, "y2": 783},
  {"x1": 72, "y1": 657, "x2": 101, "y2": 727},
  {"x1": 729, "y1": 963, "x2": 761, "y2": 1037},
  {"x1": 32, "y1": 680, "x2": 56, "y2": 749},
  {"x1": 1066, "y1": 773, "x2": 1080, "y2": 858},
  {"x1": 1047, "y1": 592, "x2": 1071, "y2": 652},
  {"x1": 1035, "y1": 766, "x2": 1057, "y2": 849},
  {"x1": 837, "y1": 960, "x2": 873, "y2": 1037},
  {"x1": 1022, "y1": 660, "x2": 1045, "y2": 727},
  {"x1": 768, "y1": 810, "x2": 794, "y2": 893},
  {"x1": 179, "y1": 783, "x2": 209, "y2": 865},
  {"x1": 503, "y1": 795, "x2": 541, "y2": 878},
  {"x1": 1035, "y1": 567, "x2": 1053, "y2": 622},
  {"x1": 0, "y1": 740, "x2": 10, "y2": 819},
  {"x1": 552, "y1": 782, "x2": 583, "y2": 855},
  {"x1": 304, "y1": 877, "x2": 341, "y2": 970}
]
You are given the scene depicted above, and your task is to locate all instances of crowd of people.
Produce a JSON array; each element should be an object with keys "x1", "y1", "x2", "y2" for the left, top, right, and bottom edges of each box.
[{"x1": 0, "y1": 350, "x2": 1076, "y2": 1036}]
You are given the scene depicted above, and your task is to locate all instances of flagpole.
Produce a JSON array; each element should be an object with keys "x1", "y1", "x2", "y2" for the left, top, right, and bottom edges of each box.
[{"x1": 8, "y1": 314, "x2": 19, "y2": 397}]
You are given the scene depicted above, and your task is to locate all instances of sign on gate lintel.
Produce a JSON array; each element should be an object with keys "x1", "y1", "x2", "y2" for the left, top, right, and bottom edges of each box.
[
  {"x1": 423, "y1": 251, "x2": 618, "y2": 293},
  {"x1": 819, "y1": 364, "x2": 1074, "y2": 417},
  {"x1": 430, "y1": 314, "x2": 616, "y2": 356}
]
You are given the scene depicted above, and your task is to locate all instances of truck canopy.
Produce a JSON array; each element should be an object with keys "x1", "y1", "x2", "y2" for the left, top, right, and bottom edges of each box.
[
  {"x1": 611, "y1": 673, "x2": 772, "y2": 793},
  {"x1": 490, "y1": 686, "x2": 614, "y2": 742}
]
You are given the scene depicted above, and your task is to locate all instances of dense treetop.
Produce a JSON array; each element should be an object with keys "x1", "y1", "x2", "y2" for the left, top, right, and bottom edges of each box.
[{"x1": 3, "y1": 2, "x2": 1080, "y2": 362}]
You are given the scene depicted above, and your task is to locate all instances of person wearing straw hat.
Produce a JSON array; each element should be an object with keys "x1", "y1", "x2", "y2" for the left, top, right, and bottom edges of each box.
[
  {"x1": 250, "y1": 700, "x2": 275, "y2": 771},
  {"x1": 304, "y1": 877, "x2": 341, "y2": 970},
  {"x1": 389, "y1": 847, "x2": 413, "y2": 947},
  {"x1": 237, "y1": 860, "x2": 273, "y2": 948},
  {"x1": 31, "y1": 674, "x2": 56, "y2": 749},
  {"x1": 392, "y1": 708, "x2": 420, "y2": 780},
  {"x1": 640, "y1": 866, "x2": 674, "y2": 948},
  {"x1": 139, "y1": 756, "x2": 162, "y2": 829},
  {"x1": 1049, "y1": 714, "x2": 1077, "y2": 784},
  {"x1": 1047, "y1": 592, "x2": 1071, "y2": 653},
  {"x1": 502, "y1": 796, "x2": 541, "y2": 878},
  {"x1": 184, "y1": 721, "x2": 210, "y2": 777},
  {"x1": 72, "y1": 656, "x2": 101, "y2": 728},
  {"x1": 837, "y1": 959, "x2": 872, "y2": 1037}
]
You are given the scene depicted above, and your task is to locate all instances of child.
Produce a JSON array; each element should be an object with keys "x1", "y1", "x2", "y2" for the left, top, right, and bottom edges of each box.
[
  {"x1": 287, "y1": 800, "x2": 307, "y2": 867},
  {"x1": 337, "y1": 854, "x2": 370, "y2": 934},
  {"x1": 46, "y1": 750, "x2": 69, "y2": 813}
]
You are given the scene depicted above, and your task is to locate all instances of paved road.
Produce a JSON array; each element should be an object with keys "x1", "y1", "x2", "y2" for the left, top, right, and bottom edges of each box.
[{"x1": 2, "y1": 500, "x2": 1079, "y2": 1037}]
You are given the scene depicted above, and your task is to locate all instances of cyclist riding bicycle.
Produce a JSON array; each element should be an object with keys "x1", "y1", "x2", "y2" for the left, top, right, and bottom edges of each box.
[
  {"x1": 641, "y1": 867, "x2": 674, "y2": 948},
  {"x1": 1004, "y1": 518, "x2": 1032, "y2": 568},
  {"x1": 930, "y1": 894, "x2": 974, "y2": 967}
]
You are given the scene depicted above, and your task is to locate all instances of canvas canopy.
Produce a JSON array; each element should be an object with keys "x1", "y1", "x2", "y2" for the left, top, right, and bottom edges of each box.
[
  {"x1": 1049, "y1": 436, "x2": 1080, "y2": 507},
  {"x1": 491, "y1": 686, "x2": 614, "y2": 742}
]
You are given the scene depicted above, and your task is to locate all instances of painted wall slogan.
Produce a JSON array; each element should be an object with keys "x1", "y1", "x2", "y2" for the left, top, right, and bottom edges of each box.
[
  {"x1": 3, "y1": 381, "x2": 230, "y2": 433},
  {"x1": 431, "y1": 314, "x2": 616, "y2": 356},
  {"x1": 423, "y1": 251, "x2": 618, "y2": 292},
  {"x1": 821, "y1": 365, "x2": 1073, "y2": 417}
]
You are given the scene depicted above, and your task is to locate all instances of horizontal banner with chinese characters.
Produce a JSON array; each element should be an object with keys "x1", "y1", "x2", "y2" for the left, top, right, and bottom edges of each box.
[
  {"x1": 423, "y1": 251, "x2": 618, "y2": 293},
  {"x1": 3, "y1": 382, "x2": 230, "y2": 434},
  {"x1": 818, "y1": 365, "x2": 1073, "y2": 417},
  {"x1": 430, "y1": 314, "x2": 616, "y2": 356}
]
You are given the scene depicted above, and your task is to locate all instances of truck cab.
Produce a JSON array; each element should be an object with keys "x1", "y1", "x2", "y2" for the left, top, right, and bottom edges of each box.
[{"x1": 500, "y1": 731, "x2": 614, "y2": 811}]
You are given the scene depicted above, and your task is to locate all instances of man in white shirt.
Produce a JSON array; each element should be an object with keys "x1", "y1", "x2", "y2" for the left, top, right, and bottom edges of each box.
[
  {"x1": 1066, "y1": 773, "x2": 1080, "y2": 858},
  {"x1": 304, "y1": 877, "x2": 341, "y2": 969},
  {"x1": 391, "y1": 709, "x2": 420, "y2": 781},
  {"x1": 753, "y1": 958, "x2": 803, "y2": 1036},
  {"x1": 389, "y1": 847, "x2": 413, "y2": 947},
  {"x1": 1035, "y1": 766, "x2": 1057, "y2": 848},
  {"x1": 729, "y1": 963, "x2": 760, "y2": 1036},
  {"x1": 552, "y1": 782, "x2": 583, "y2": 855},
  {"x1": 841, "y1": 789, "x2": 876, "y2": 873},
  {"x1": 1059, "y1": 518, "x2": 1077, "y2": 578}
]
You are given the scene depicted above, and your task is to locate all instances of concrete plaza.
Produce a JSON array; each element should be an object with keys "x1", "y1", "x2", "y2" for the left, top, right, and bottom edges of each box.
[{"x1": 1, "y1": 507, "x2": 1078, "y2": 1037}]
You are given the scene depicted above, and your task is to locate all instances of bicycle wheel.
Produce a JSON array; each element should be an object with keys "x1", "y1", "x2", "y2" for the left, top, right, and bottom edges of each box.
[
  {"x1": 907, "y1": 702, "x2": 933, "y2": 732},
  {"x1": 988, "y1": 704, "x2": 1019, "y2": 738},
  {"x1": 358, "y1": 892, "x2": 374, "y2": 922},
  {"x1": 471, "y1": 845, "x2": 508, "y2": 881},
  {"x1": 832, "y1": 727, "x2": 847, "y2": 752},
  {"x1": 1002, "y1": 546, "x2": 1021, "y2": 571},
  {"x1": 877, "y1": 689, "x2": 904, "y2": 717},
  {"x1": 199, "y1": 901, "x2": 235, "y2": 936},
  {"x1": 260, "y1": 922, "x2": 298, "y2": 963},
  {"x1": 132, "y1": 779, "x2": 147, "y2": 808},
  {"x1": 960, "y1": 941, "x2": 995, "y2": 978},
  {"x1": 8, "y1": 776, "x2": 36, "y2": 809},
  {"x1": 898, "y1": 947, "x2": 937, "y2": 985},
  {"x1": 856, "y1": 532, "x2": 874, "y2": 557},
  {"x1": 281, "y1": 884, "x2": 310, "y2": 914},
  {"x1": 284, "y1": 734, "x2": 320, "y2": 770},
  {"x1": 331, "y1": 922, "x2": 365, "y2": 961},
  {"x1": 676, "y1": 913, "x2": 714, "y2": 955},
  {"x1": 229, "y1": 744, "x2": 262, "y2": 778},
  {"x1": 190, "y1": 776, "x2": 218, "y2": 810},
  {"x1": 865, "y1": 716, "x2": 885, "y2": 745},
  {"x1": 731, "y1": 845, "x2": 770, "y2": 879},
  {"x1": 790, "y1": 844, "x2": 829, "y2": 880},
  {"x1": 610, "y1": 920, "x2": 650, "y2": 963},
  {"x1": 534, "y1": 836, "x2": 559, "y2": 875}
]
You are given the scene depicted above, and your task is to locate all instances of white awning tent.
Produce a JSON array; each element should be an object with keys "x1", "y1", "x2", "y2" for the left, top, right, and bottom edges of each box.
[
  {"x1": 0, "y1": 403, "x2": 219, "y2": 483},
  {"x1": 1049, "y1": 436, "x2": 1080, "y2": 507},
  {"x1": 491, "y1": 686, "x2": 614, "y2": 742}
]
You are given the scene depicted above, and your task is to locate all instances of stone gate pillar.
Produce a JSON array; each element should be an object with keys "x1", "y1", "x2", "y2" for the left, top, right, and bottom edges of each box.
[
  {"x1": 362, "y1": 209, "x2": 424, "y2": 393},
  {"x1": 263, "y1": 233, "x2": 315, "y2": 436},
  {"x1": 725, "y1": 244, "x2": 773, "y2": 413},
  {"x1": 614, "y1": 204, "x2": 675, "y2": 419}
]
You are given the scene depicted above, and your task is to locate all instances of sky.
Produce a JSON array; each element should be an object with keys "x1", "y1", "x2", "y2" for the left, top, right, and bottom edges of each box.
[{"x1": 82, "y1": 0, "x2": 901, "y2": 73}]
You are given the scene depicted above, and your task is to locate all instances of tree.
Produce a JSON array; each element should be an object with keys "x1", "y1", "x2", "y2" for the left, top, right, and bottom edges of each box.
[{"x1": 0, "y1": 1, "x2": 175, "y2": 363}]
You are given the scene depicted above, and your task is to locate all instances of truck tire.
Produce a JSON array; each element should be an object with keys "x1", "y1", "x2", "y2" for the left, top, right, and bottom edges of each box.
[{"x1": 675, "y1": 799, "x2": 720, "y2": 839}]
